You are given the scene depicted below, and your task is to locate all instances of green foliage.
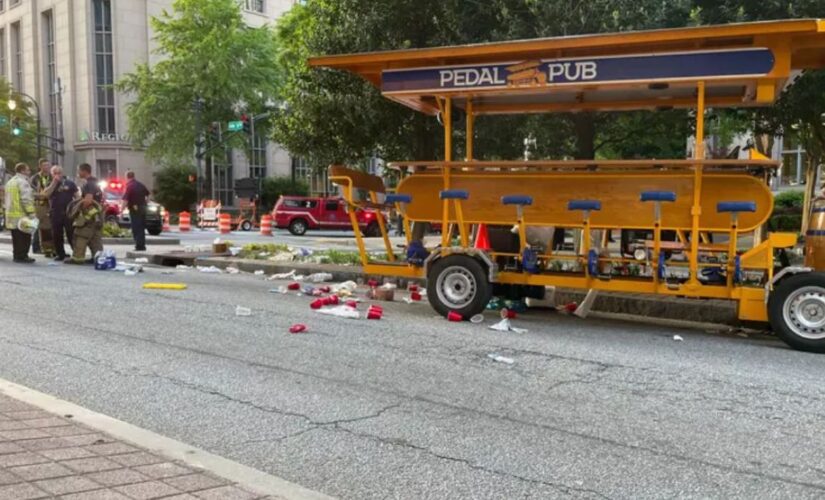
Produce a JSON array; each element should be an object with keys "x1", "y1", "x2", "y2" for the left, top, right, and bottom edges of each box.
[
  {"x1": 313, "y1": 249, "x2": 363, "y2": 266},
  {"x1": 239, "y1": 242, "x2": 291, "y2": 259},
  {"x1": 102, "y1": 222, "x2": 130, "y2": 238},
  {"x1": 0, "y1": 77, "x2": 38, "y2": 172},
  {"x1": 774, "y1": 190, "x2": 805, "y2": 209},
  {"x1": 260, "y1": 176, "x2": 309, "y2": 210},
  {"x1": 117, "y1": 0, "x2": 280, "y2": 165},
  {"x1": 769, "y1": 214, "x2": 803, "y2": 232},
  {"x1": 153, "y1": 164, "x2": 197, "y2": 213}
]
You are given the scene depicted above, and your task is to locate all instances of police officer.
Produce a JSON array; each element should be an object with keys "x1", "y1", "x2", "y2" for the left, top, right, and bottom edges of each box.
[
  {"x1": 30, "y1": 159, "x2": 55, "y2": 257},
  {"x1": 3, "y1": 163, "x2": 36, "y2": 263},
  {"x1": 123, "y1": 171, "x2": 150, "y2": 251},
  {"x1": 43, "y1": 166, "x2": 79, "y2": 261}
]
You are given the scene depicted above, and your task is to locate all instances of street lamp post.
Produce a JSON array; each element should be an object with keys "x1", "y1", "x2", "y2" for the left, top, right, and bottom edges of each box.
[{"x1": 7, "y1": 91, "x2": 42, "y2": 161}]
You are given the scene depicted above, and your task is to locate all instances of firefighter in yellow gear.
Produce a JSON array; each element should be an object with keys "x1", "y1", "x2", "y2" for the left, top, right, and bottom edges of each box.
[
  {"x1": 66, "y1": 198, "x2": 104, "y2": 264},
  {"x1": 30, "y1": 159, "x2": 55, "y2": 257}
]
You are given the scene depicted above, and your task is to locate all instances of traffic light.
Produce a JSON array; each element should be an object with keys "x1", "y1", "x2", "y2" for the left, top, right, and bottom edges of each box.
[
  {"x1": 241, "y1": 114, "x2": 251, "y2": 135},
  {"x1": 207, "y1": 122, "x2": 221, "y2": 143},
  {"x1": 11, "y1": 118, "x2": 22, "y2": 137}
]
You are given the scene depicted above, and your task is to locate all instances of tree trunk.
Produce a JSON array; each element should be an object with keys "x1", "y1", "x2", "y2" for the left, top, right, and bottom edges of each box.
[
  {"x1": 802, "y1": 156, "x2": 819, "y2": 234},
  {"x1": 572, "y1": 113, "x2": 596, "y2": 160}
]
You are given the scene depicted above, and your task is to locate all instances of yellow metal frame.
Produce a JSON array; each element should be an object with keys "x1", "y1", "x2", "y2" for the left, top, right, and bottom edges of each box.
[{"x1": 317, "y1": 20, "x2": 825, "y2": 323}]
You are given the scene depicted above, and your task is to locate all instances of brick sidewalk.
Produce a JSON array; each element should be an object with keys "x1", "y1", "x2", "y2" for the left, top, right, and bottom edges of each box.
[{"x1": 0, "y1": 393, "x2": 274, "y2": 499}]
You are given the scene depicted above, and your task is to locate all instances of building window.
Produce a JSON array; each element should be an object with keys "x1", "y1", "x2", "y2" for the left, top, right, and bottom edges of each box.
[
  {"x1": 0, "y1": 29, "x2": 5, "y2": 78},
  {"x1": 249, "y1": 130, "x2": 267, "y2": 179},
  {"x1": 10, "y1": 22, "x2": 21, "y2": 91},
  {"x1": 291, "y1": 157, "x2": 309, "y2": 183},
  {"x1": 93, "y1": 0, "x2": 116, "y2": 134},
  {"x1": 43, "y1": 10, "x2": 59, "y2": 163},
  {"x1": 243, "y1": 0, "x2": 264, "y2": 13},
  {"x1": 96, "y1": 159, "x2": 117, "y2": 179},
  {"x1": 10, "y1": 0, "x2": 20, "y2": 6}
]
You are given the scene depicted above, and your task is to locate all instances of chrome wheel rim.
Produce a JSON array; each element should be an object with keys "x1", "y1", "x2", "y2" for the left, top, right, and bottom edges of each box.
[
  {"x1": 436, "y1": 266, "x2": 477, "y2": 309},
  {"x1": 783, "y1": 286, "x2": 825, "y2": 340}
]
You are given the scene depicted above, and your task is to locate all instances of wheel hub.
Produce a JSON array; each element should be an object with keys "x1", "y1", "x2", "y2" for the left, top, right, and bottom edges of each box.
[
  {"x1": 783, "y1": 286, "x2": 825, "y2": 340},
  {"x1": 436, "y1": 266, "x2": 477, "y2": 308}
]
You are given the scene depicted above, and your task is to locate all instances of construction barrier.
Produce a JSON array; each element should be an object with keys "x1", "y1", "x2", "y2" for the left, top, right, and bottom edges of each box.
[
  {"x1": 163, "y1": 211, "x2": 171, "y2": 232},
  {"x1": 219, "y1": 213, "x2": 232, "y2": 234},
  {"x1": 179, "y1": 212, "x2": 191, "y2": 232},
  {"x1": 260, "y1": 214, "x2": 273, "y2": 236}
]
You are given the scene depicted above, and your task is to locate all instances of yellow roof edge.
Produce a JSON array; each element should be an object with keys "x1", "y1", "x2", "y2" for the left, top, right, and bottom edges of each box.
[{"x1": 309, "y1": 19, "x2": 822, "y2": 69}]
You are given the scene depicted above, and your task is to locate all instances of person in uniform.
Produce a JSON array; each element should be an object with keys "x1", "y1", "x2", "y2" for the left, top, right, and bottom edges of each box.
[
  {"x1": 3, "y1": 163, "x2": 37, "y2": 263},
  {"x1": 66, "y1": 197, "x2": 104, "y2": 264},
  {"x1": 43, "y1": 166, "x2": 79, "y2": 261},
  {"x1": 30, "y1": 159, "x2": 54, "y2": 257},
  {"x1": 77, "y1": 163, "x2": 103, "y2": 204},
  {"x1": 123, "y1": 171, "x2": 150, "y2": 251}
]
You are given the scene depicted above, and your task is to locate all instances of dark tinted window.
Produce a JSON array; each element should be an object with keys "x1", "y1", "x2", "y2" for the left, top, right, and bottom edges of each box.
[
  {"x1": 325, "y1": 201, "x2": 339, "y2": 211},
  {"x1": 282, "y1": 199, "x2": 317, "y2": 209}
]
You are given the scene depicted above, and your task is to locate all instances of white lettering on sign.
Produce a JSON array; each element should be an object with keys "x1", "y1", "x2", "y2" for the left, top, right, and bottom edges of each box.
[
  {"x1": 439, "y1": 67, "x2": 506, "y2": 88},
  {"x1": 91, "y1": 131, "x2": 129, "y2": 142},
  {"x1": 547, "y1": 61, "x2": 598, "y2": 82}
]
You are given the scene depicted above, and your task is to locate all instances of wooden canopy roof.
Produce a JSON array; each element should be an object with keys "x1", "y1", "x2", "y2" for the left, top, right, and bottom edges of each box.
[{"x1": 309, "y1": 19, "x2": 825, "y2": 115}]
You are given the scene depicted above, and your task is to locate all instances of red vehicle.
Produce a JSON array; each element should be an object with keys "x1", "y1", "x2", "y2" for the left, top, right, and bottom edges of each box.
[{"x1": 273, "y1": 196, "x2": 383, "y2": 236}]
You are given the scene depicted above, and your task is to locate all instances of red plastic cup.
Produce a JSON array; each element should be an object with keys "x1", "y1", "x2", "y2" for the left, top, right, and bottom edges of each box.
[
  {"x1": 368, "y1": 305, "x2": 383, "y2": 313},
  {"x1": 367, "y1": 309, "x2": 382, "y2": 320},
  {"x1": 368, "y1": 279, "x2": 379, "y2": 288},
  {"x1": 310, "y1": 299, "x2": 324, "y2": 310},
  {"x1": 564, "y1": 302, "x2": 578, "y2": 313},
  {"x1": 501, "y1": 308, "x2": 516, "y2": 319},
  {"x1": 287, "y1": 282, "x2": 301, "y2": 291},
  {"x1": 319, "y1": 286, "x2": 331, "y2": 293},
  {"x1": 408, "y1": 284, "x2": 419, "y2": 292},
  {"x1": 327, "y1": 295, "x2": 340, "y2": 305},
  {"x1": 289, "y1": 324, "x2": 308, "y2": 334},
  {"x1": 447, "y1": 311, "x2": 463, "y2": 322},
  {"x1": 346, "y1": 300, "x2": 358, "y2": 309},
  {"x1": 410, "y1": 291, "x2": 422, "y2": 301}
]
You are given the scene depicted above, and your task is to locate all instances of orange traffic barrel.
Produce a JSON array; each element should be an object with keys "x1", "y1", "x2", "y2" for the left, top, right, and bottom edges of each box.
[
  {"x1": 179, "y1": 212, "x2": 191, "y2": 232},
  {"x1": 806, "y1": 199, "x2": 825, "y2": 271},
  {"x1": 260, "y1": 214, "x2": 273, "y2": 236},
  {"x1": 219, "y1": 213, "x2": 232, "y2": 234},
  {"x1": 163, "y1": 211, "x2": 171, "y2": 232}
]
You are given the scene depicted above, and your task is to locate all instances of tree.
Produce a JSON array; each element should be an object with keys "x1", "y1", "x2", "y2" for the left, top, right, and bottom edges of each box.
[
  {"x1": 117, "y1": 0, "x2": 280, "y2": 166},
  {"x1": 272, "y1": 0, "x2": 696, "y2": 168},
  {"x1": 260, "y1": 176, "x2": 309, "y2": 211},
  {"x1": 153, "y1": 164, "x2": 197, "y2": 213},
  {"x1": 0, "y1": 77, "x2": 38, "y2": 175}
]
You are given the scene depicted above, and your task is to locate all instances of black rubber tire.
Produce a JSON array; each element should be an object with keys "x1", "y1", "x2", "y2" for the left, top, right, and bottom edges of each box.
[
  {"x1": 768, "y1": 272, "x2": 825, "y2": 353},
  {"x1": 288, "y1": 219, "x2": 308, "y2": 236},
  {"x1": 427, "y1": 254, "x2": 492, "y2": 319},
  {"x1": 240, "y1": 220, "x2": 253, "y2": 232},
  {"x1": 147, "y1": 228, "x2": 162, "y2": 236},
  {"x1": 365, "y1": 222, "x2": 380, "y2": 237}
]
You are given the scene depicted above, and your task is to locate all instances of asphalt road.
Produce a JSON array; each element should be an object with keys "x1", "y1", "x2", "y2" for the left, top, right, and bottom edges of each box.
[
  {"x1": 171, "y1": 227, "x2": 414, "y2": 252},
  {"x1": 2, "y1": 254, "x2": 825, "y2": 499}
]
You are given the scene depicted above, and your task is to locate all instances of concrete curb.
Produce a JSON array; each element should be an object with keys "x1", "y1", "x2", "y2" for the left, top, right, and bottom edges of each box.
[
  {"x1": 0, "y1": 235, "x2": 180, "y2": 245},
  {"x1": 0, "y1": 378, "x2": 336, "y2": 500},
  {"x1": 127, "y1": 253, "x2": 742, "y2": 326}
]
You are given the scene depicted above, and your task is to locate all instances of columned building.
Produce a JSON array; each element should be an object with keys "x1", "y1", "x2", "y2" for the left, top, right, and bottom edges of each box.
[{"x1": 0, "y1": 0, "x2": 301, "y2": 203}]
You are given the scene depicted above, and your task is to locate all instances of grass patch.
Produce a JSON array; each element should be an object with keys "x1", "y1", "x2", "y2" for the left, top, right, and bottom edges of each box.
[
  {"x1": 239, "y1": 243, "x2": 291, "y2": 259},
  {"x1": 102, "y1": 222, "x2": 130, "y2": 238}
]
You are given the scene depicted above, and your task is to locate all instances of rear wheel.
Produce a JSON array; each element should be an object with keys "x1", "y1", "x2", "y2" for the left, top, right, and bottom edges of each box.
[
  {"x1": 365, "y1": 222, "x2": 380, "y2": 237},
  {"x1": 769, "y1": 272, "x2": 825, "y2": 353},
  {"x1": 289, "y1": 219, "x2": 308, "y2": 236},
  {"x1": 240, "y1": 220, "x2": 253, "y2": 232},
  {"x1": 427, "y1": 254, "x2": 492, "y2": 318}
]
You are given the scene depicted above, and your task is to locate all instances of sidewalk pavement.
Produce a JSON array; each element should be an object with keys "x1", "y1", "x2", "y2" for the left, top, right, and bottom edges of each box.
[{"x1": 0, "y1": 393, "x2": 275, "y2": 500}]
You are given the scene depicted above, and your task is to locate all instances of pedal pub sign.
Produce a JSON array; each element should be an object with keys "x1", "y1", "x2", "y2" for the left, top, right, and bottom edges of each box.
[{"x1": 381, "y1": 48, "x2": 775, "y2": 94}]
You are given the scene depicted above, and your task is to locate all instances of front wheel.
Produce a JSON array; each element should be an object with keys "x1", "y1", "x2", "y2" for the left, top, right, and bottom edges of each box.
[
  {"x1": 288, "y1": 219, "x2": 308, "y2": 236},
  {"x1": 427, "y1": 254, "x2": 492, "y2": 319},
  {"x1": 147, "y1": 228, "x2": 161, "y2": 236},
  {"x1": 769, "y1": 272, "x2": 825, "y2": 353},
  {"x1": 240, "y1": 220, "x2": 253, "y2": 232}
]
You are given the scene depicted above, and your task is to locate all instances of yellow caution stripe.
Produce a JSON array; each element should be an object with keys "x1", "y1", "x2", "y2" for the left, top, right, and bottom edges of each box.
[{"x1": 142, "y1": 283, "x2": 188, "y2": 291}]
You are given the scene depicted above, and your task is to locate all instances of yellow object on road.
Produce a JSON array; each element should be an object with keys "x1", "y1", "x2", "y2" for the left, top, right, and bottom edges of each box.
[{"x1": 142, "y1": 283, "x2": 188, "y2": 291}]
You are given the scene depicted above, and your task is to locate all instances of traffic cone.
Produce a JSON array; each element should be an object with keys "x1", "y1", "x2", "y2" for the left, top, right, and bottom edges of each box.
[
  {"x1": 474, "y1": 224, "x2": 491, "y2": 250},
  {"x1": 163, "y1": 212, "x2": 171, "y2": 232}
]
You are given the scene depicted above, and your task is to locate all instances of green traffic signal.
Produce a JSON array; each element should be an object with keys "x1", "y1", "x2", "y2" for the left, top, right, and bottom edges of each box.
[{"x1": 11, "y1": 118, "x2": 22, "y2": 136}]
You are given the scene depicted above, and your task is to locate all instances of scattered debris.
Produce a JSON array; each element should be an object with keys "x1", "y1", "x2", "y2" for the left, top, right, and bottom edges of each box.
[
  {"x1": 124, "y1": 269, "x2": 139, "y2": 277},
  {"x1": 287, "y1": 282, "x2": 301, "y2": 291},
  {"x1": 673, "y1": 335, "x2": 684, "y2": 342},
  {"x1": 235, "y1": 306, "x2": 252, "y2": 317},
  {"x1": 269, "y1": 286, "x2": 288, "y2": 294},
  {"x1": 197, "y1": 266, "x2": 222, "y2": 274},
  {"x1": 367, "y1": 305, "x2": 383, "y2": 320},
  {"x1": 317, "y1": 305, "x2": 360, "y2": 319},
  {"x1": 254, "y1": 270, "x2": 265, "y2": 276},
  {"x1": 226, "y1": 266, "x2": 240, "y2": 275},
  {"x1": 268, "y1": 270, "x2": 296, "y2": 280},
  {"x1": 176, "y1": 265, "x2": 191, "y2": 270},
  {"x1": 368, "y1": 287, "x2": 395, "y2": 301},
  {"x1": 134, "y1": 257, "x2": 149, "y2": 264},
  {"x1": 308, "y1": 272, "x2": 334, "y2": 283},
  {"x1": 228, "y1": 247, "x2": 242, "y2": 256},
  {"x1": 143, "y1": 283, "x2": 187, "y2": 291},
  {"x1": 47, "y1": 262, "x2": 61, "y2": 267},
  {"x1": 470, "y1": 314, "x2": 485, "y2": 324},
  {"x1": 489, "y1": 318, "x2": 528, "y2": 334},
  {"x1": 447, "y1": 311, "x2": 463, "y2": 322},
  {"x1": 487, "y1": 353, "x2": 515, "y2": 365},
  {"x1": 289, "y1": 324, "x2": 308, "y2": 334},
  {"x1": 573, "y1": 289, "x2": 599, "y2": 318},
  {"x1": 500, "y1": 308, "x2": 516, "y2": 319}
]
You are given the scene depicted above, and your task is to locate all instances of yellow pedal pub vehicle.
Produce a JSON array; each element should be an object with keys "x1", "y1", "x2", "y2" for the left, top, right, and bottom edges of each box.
[{"x1": 310, "y1": 19, "x2": 825, "y2": 353}]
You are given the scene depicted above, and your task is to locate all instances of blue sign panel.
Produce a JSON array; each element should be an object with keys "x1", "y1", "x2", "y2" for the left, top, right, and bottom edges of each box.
[{"x1": 382, "y1": 48, "x2": 774, "y2": 93}]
